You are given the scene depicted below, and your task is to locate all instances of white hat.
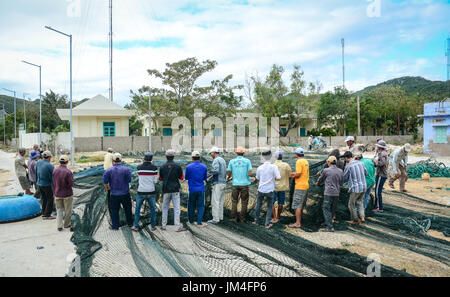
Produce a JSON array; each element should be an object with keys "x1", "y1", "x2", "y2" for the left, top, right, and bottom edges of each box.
[
  {"x1": 113, "y1": 153, "x2": 122, "y2": 162},
  {"x1": 191, "y1": 151, "x2": 201, "y2": 158},
  {"x1": 210, "y1": 147, "x2": 220, "y2": 153},
  {"x1": 165, "y1": 149, "x2": 176, "y2": 157},
  {"x1": 404, "y1": 143, "x2": 411, "y2": 152},
  {"x1": 346, "y1": 136, "x2": 355, "y2": 142}
]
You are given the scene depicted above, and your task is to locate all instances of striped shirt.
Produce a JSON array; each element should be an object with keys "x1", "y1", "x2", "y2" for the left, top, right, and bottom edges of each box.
[
  {"x1": 137, "y1": 162, "x2": 158, "y2": 195},
  {"x1": 344, "y1": 160, "x2": 367, "y2": 193}
]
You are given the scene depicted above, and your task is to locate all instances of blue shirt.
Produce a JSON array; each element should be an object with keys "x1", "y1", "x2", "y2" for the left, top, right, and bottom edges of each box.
[
  {"x1": 185, "y1": 161, "x2": 208, "y2": 192},
  {"x1": 36, "y1": 159, "x2": 54, "y2": 187},
  {"x1": 227, "y1": 156, "x2": 252, "y2": 186},
  {"x1": 103, "y1": 164, "x2": 132, "y2": 196}
]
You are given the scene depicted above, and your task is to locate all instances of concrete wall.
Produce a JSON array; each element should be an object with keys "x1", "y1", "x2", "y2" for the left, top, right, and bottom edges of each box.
[
  {"x1": 73, "y1": 116, "x2": 129, "y2": 137},
  {"x1": 19, "y1": 131, "x2": 71, "y2": 151}
]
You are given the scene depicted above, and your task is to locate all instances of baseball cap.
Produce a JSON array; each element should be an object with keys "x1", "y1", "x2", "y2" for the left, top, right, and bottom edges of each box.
[
  {"x1": 107, "y1": 148, "x2": 114, "y2": 153},
  {"x1": 165, "y1": 149, "x2": 175, "y2": 157},
  {"x1": 113, "y1": 153, "x2": 122, "y2": 162},
  {"x1": 191, "y1": 151, "x2": 201, "y2": 158},
  {"x1": 236, "y1": 147, "x2": 245, "y2": 154},
  {"x1": 295, "y1": 148, "x2": 304, "y2": 155},
  {"x1": 345, "y1": 136, "x2": 355, "y2": 142},
  {"x1": 59, "y1": 155, "x2": 69, "y2": 163},
  {"x1": 404, "y1": 143, "x2": 411, "y2": 152},
  {"x1": 210, "y1": 147, "x2": 220, "y2": 153},
  {"x1": 354, "y1": 153, "x2": 363, "y2": 159},
  {"x1": 327, "y1": 156, "x2": 337, "y2": 163},
  {"x1": 274, "y1": 151, "x2": 283, "y2": 159},
  {"x1": 43, "y1": 151, "x2": 52, "y2": 158},
  {"x1": 144, "y1": 152, "x2": 153, "y2": 161}
]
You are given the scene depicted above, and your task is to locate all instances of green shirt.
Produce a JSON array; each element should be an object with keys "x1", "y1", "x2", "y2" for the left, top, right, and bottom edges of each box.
[
  {"x1": 227, "y1": 156, "x2": 252, "y2": 186},
  {"x1": 361, "y1": 158, "x2": 375, "y2": 187}
]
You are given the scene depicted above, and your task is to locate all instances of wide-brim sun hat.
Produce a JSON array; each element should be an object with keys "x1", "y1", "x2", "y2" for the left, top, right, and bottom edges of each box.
[
  {"x1": 404, "y1": 143, "x2": 412, "y2": 152},
  {"x1": 376, "y1": 141, "x2": 388, "y2": 149}
]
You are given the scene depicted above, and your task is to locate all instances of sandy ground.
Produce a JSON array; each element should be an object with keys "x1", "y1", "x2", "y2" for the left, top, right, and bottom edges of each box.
[{"x1": 0, "y1": 149, "x2": 76, "y2": 277}]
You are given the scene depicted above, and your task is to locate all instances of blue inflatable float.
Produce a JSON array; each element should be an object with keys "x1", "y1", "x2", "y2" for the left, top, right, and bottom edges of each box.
[{"x1": 0, "y1": 195, "x2": 42, "y2": 223}]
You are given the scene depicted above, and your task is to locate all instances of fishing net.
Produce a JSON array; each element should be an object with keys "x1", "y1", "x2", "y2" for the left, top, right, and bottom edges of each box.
[
  {"x1": 407, "y1": 159, "x2": 450, "y2": 179},
  {"x1": 69, "y1": 152, "x2": 450, "y2": 277}
]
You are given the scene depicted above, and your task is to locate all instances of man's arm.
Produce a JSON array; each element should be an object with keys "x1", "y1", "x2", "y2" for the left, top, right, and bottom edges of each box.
[
  {"x1": 343, "y1": 166, "x2": 350, "y2": 182},
  {"x1": 315, "y1": 170, "x2": 326, "y2": 186},
  {"x1": 103, "y1": 170, "x2": 110, "y2": 191},
  {"x1": 210, "y1": 159, "x2": 219, "y2": 176}
]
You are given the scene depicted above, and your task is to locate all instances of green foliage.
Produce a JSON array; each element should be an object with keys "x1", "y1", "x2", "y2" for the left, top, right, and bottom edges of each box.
[
  {"x1": 307, "y1": 128, "x2": 336, "y2": 137},
  {"x1": 252, "y1": 64, "x2": 321, "y2": 136},
  {"x1": 128, "y1": 57, "x2": 243, "y2": 135},
  {"x1": 129, "y1": 116, "x2": 143, "y2": 136}
]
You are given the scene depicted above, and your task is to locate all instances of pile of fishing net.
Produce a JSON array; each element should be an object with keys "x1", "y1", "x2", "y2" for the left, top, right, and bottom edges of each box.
[
  {"x1": 68, "y1": 152, "x2": 450, "y2": 277},
  {"x1": 407, "y1": 159, "x2": 450, "y2": 179}
]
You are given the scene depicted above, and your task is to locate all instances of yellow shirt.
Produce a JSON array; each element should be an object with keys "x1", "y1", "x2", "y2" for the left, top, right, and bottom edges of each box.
[
  {"x1": 274, "y1": 160, "x2": 292, "y2": 192},
  {"x1": 295, "y1": 158, "x2": 310, "y2": 191},
  {"x1": 104, "y1": 153, "x2": 113, "y2": 170}
]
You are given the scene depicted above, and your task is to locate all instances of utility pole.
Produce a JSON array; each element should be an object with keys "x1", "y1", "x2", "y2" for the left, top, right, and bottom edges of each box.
[
  {"x1": 357, "y1": 96, "x2": 361, "y2": 136},
  {"x1": 23, "y1": 92, "x2": 29, "y2": 132},
  {"x1": 109, "y1": 0, "x2": 113, "y2": 102},
  {"x1": 22, "y1": 61, "x2": 42, "y2": 146},
  {"x1": 446, "y1": 36, "x2": 450, "y2": 81},
  {"x1": 45, "y1": 25, "x2": 74, "y2": 166},
  {"x1": 148, "y1": 88, "x2": 152, "y2": 152},
  {"x1": 341, "y1": 38, "x2": 345, "y2": 89},
  {"x1": 2, "y1": 103, "x2": 5, "y2": 146},
  {"x1": 2, "y1": 88, "x2": 17, "y2": 150}
]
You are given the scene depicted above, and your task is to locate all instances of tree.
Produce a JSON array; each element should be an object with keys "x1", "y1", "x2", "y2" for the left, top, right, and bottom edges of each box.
[
  {"x1": 317, "y1": 87, "x2": 353, "y2": 136},
  {"x1": 253, "y1": 64, "x2": 321, "y2": 136},
  {"x1": 42, "y1": 90, "x2": 70, "y2": 132},
  {"x1": 129, "y1": 57, "x2": 244, "y2": 131}
]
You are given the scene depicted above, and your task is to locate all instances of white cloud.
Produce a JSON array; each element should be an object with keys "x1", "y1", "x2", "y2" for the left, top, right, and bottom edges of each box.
[{"x1": 0, "y1": 0, "x2": 449, "y2": 106}]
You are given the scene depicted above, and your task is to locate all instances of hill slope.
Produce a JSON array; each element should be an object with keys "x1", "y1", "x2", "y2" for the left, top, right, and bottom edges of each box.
[{"x1": 356, "y1": 76, "x2": 450, "y2": 101}]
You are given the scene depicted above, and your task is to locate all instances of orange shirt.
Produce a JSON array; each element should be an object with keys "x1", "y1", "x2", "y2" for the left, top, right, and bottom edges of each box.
[{"x1": 295, "y1": 158, "x2": 310, "y2": 191}]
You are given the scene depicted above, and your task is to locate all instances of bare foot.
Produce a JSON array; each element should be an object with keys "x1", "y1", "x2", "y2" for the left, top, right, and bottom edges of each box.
[
  {"x1": 266, "y1": 224, "x2": 273, "y2": 229},
  {"x1": 272, "y1": 218, "x2": 279, "y2": 223}
]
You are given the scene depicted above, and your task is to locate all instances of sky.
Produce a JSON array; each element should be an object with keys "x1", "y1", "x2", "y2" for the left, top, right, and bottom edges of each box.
[{"x1": 0, "y1": 0, "x2": 449, "y2": 107}]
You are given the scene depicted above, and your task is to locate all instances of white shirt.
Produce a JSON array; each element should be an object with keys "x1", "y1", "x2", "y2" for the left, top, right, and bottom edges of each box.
[{"x1": 256, "y1": 162, "x2": 281, "y2": 193}]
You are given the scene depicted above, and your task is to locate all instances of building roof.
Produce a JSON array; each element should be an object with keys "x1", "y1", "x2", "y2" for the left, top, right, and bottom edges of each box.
[{"x1": 57, "y1": 94, "x2": 135, "y2": 120}]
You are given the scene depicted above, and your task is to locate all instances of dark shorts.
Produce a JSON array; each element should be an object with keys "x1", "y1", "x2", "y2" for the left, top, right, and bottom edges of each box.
[
  {"x1": 292, "y1": 190, "x2": 308, "y2": 209},
  {"x1": 18, "y1": 176, "x2": 31, "y2": 191},
  {"x1": 274, "y1": 191, "x2": 286, "y2": 206}
]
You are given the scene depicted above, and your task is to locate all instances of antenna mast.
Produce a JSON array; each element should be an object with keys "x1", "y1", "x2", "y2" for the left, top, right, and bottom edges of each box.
[
  {"x1": 341, "y1": 38, "x2": 345, "y2": 89},
  {"x1": 109, "y1": 0, "x2": 113, "y2": 102}
]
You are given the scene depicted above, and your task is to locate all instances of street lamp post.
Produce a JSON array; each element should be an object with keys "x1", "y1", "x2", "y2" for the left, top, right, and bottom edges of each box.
[
  {"x1": 2, "y1": 103, "x2": 5, "y2": 146},
  {"x1": 2, "y1": 88, "x2": 17, "y2": 150},
  {"x1": 22, "y1": 61, "x2": 42, "y2": 147},
  {"x1": 23, "y1": 92, "x2": 29, "y2": 132},
  {"x1": 45, "y1": 26, "x2": 74, "y2": 166}
]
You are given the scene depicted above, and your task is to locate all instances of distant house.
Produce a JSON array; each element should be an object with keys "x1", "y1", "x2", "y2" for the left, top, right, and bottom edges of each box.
[
  {"x1": 418, "y1": 99, "x2": 449, "y2": 156},
  {"x1": 57, "y1": 94, "x2": 135, "y2": 137}
]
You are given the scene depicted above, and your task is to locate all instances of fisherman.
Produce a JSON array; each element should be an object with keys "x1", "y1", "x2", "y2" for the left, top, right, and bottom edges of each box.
[
  {"x1": 208, "y1": 147, "x2": 227, "y2": 225},
  {"x1": 28, "y1": 150, "x2": 40, "y2": 195},
  {"x1": 227, "y1": 147, "x2": 252, "y2": 223},
  {"x1": 360, "y1": 154, "x2": 376, "y2": 210},
  {"x1": 52, "y1": 155, "x2": 74, "y2": 232},
  {"x1": 104, "y1": 148, "x2": 114, "y2": 170},
  {"x1": 132, "y1": 152, "x2": 158, "y2": 232},
  {"x1": 345, "y1": 136, "x2": 360, "y2": 155},
  {"x1": 343, "y1": 152, "x2": 367, "y2": 225},
  {"x1": 289, "y1": 148, "x2": 309, "y2": 229},
  {"x1": 159, "y1": 149, "x2": 186, "y2": 232},
  {"x1": 315, "y1": 155, "x2": 344, "y2": 232},
  {"x1": 103, "y1": 153, "x2": 133, "y2": 230},
  {"x1": 253, "y1": 150, "x2": 281, "y2": 229},
  {"x1": 313, "y1": 136, "x2": 320, "y2": 150},
  {"x1": 185, "y1": 151, "x2": 208, "y2": 228},
  {"x1": 388, "y1": 143, "x2": 411, "y2": 193},
  {"x1": 36, "y1": 151, "x2": 55, "y2": 220},
  {"x1": 319, "y1": 134, "x2": 327, "y2": 148},
  {"x1": 316, "y1": 149, "x2": 345, "y2": 178},
  {"x1": 308, "y1": 136, "x2": 314, "y2": 151},
  {"x1": 272, "y1": 151, "x2": 292, "y2": 224},
  {"x1": 15, "y1": 148, "x2": 32, "y2": 195},
  {"x1": 373, "y1": 141, "x2": 389, "y2": 213}
]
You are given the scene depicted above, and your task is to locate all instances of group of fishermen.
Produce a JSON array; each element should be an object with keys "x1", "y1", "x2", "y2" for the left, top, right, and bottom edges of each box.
[
  {"x1": 101, "y1": 136, "x2": 412, "y2": 233},
  {"x1": 13, "y1": 136, "x2": 411, "y2": 234},
  {"x1": 15, "y1": 144, "x2": 74, "y2": 232}
]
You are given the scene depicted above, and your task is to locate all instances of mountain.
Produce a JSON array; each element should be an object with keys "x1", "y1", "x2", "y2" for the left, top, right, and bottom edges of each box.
[
  {"x1": 0, "y1": 95, "x2": 90, "y2": 114},
  {"x1": 356, "y1": 76, "x2": 450, "y2": 101}
]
